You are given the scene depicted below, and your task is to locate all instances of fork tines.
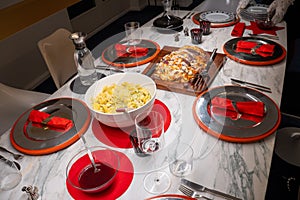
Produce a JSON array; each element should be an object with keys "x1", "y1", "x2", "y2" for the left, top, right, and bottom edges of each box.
[
  {"x1": 179, "y1": 184, "x2": 194, "y2": 197},
  {"x1": 179, "y1": 184, "x2": 212, "y2": 200},
  {"x1": 191, "y1": 73, "x2": 209, "y2": 92}
]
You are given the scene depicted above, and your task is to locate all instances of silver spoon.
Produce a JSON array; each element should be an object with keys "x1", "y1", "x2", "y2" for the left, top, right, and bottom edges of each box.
[
  {"x1": 0, "y1": 146, "x2": 24, "y2": 160},
  {"x1": 80, "y1": 136, "x2": 100, "y2": 173}
]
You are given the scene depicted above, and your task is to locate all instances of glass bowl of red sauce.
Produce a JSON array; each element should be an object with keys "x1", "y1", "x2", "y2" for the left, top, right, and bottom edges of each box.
[{"x1": 66, "y1": 146, "x2": 120, "y2": 193}]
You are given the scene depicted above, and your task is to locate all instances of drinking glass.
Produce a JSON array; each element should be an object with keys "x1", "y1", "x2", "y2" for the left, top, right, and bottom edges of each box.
[
  {"x1": 135, "y1": 111, "x2": 165, "y2": 154},
  {"x1": 190, "y1": 28, "x2": 203, "y2": 44},
  {"x1": 199, "y1": 20, "x2": 211, "y2": 35},
  {"x1": 135, "y1": 111, "x2": 171, "y2": 194},
  {"x1": 168, "y1": 142, "x2": 193, "y2": 177},
  {"x1": 124, "y1": 21, "x2": 142, "y2": 45},
  {"x1": 0, "y1": 157, "x2": 22, "y2": 191}
]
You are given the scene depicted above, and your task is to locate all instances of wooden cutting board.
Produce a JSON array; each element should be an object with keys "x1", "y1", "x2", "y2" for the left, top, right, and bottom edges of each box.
[{"x1": 142, "y1": 46, "x2": 227, "y2": 96}]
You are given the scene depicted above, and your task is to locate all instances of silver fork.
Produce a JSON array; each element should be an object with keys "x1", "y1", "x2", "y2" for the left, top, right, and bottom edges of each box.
[{"x1": 179, "y1": 184, "x2": 212, "y2": 200}]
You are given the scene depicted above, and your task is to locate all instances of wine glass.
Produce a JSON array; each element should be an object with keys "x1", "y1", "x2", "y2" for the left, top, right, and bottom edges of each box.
[
  {"x1": 0, "y1": 156, "x2": 22, "y2": 192},
  {"x1": 135, "y1": 111, "x2": 171, "y2": 194}
]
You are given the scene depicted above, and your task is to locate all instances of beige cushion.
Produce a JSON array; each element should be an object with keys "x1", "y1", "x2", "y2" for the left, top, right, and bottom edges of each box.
[{"x1": 38, "y1": 28, "x2": 77, "y2": 89}]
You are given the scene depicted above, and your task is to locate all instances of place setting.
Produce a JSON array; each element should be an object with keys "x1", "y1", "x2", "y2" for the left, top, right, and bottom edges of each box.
[
  {"x1": 223, "y1": 36, "x2": 286, "y2": 66},
  {"x1": 192, "y1": 85, "x2": 281, "y2": 143},
  {"x1": 101, "y1": 21, "x2": 161, "y2": 68},
  {"x1": 192, "y1": 10, "x2": 240, "y2": 28},
  {"x1": 10, "y1": 97, "x2": 91, "y2": 155}
]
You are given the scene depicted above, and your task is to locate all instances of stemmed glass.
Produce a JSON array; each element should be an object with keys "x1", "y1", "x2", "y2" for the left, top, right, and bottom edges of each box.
[
  {"x1": 162, "y1": 0, "x2": 173, "y2": 17},
  {"x1": 135, "y1": 111, "x2": 171, "y2": 194}
]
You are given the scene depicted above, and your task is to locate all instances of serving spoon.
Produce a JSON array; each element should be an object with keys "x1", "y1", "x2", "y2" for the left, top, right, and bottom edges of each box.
[{"x1": 80, "y1": 136, "x2": 100, "y2": 173}]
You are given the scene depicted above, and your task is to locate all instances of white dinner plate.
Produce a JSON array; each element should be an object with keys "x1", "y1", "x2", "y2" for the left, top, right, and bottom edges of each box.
[
  {"x1": 199, "y1": 10, "x2": 235, "y2": 23},
  {"x1": 240, "y1": 4, "x2": 268, "y2": 21}
]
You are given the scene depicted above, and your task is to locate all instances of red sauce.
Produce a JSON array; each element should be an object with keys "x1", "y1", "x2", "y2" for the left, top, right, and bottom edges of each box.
[{"x1": 78, "y1": 162, "x2": 116, "y2": 190}]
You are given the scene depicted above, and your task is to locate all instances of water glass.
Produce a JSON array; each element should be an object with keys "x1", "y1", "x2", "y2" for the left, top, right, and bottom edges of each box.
[
  {"x1": 168, "y1": 142, "x2": 193, "y2": 177},
  {"x1": 124, "y1": 21, "x2": 142, "y2": 45},
  {"x1": 190, "y1": 28, "x2": 203, "y2": 44},
  {"x1": 199, "y1": 20, "x2": 211, "y2": 35},
  {"x1": 0, "y1": 158, "x2": 22, "y2": 191},
  {"x1": 135, "y1": 111, "x2": 165, "y2": 155}
]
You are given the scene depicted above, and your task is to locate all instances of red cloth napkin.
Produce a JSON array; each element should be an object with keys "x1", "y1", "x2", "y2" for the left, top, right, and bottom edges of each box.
[
  {"x1": 235, "y1": 40, "x2": 275, "y2": 57},
  {"x1": 209, "y1": 96, "x2": 265, "y2": 123},
  {"x1": 231, "y1": 22, "x2": 245, "y2": 37},
  {"x1": 114, "y1": 43, "x2": 148, "y2": 58},
  {"x1": 28, "y1": 110, "x2": 73, "y2": 131},
  {"x1": 245, "y1": 21, "x2": 284, "y2": 36}
]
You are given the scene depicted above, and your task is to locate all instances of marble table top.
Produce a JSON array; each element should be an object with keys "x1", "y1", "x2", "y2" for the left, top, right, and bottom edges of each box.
[{"x1": 0, "y1": 1, "x2": 287, "y2": 199}]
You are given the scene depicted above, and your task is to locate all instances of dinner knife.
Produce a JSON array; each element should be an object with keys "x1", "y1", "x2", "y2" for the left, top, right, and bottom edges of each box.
[
  {"x1": 95, "y1": 65, "x2": 124, "y2": 73},
  {"x1": 181, "y1": 178, "x2": 242, "y2": 200},
  {"x1": 230, "y1": 78, "x2": 270, "y2": 90}
]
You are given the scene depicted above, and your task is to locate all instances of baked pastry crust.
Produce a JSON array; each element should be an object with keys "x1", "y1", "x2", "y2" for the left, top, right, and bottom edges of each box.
[{"x1": 153, "y1": 45, "x2": 209, "y2": 82}]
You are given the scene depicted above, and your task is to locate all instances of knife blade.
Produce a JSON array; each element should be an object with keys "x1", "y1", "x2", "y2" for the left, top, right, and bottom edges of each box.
[
  {"x1": 230, "y1": 78, "x2": 271, "y2": 90},
  {"x1": 95, "y1": 65, "x2": 124, "y2": 73},
  {"x1": 181, "y1": 179, "x2": 242, "y2": 200}
]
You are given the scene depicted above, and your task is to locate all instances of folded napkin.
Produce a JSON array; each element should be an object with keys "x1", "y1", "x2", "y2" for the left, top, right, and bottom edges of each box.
[
  {"x1": 235, "y1": 40, "x2": 275, "y2": 57},
  {"x1": 231, "y1": 22, "x2": 245, "y2": 37},
  {"x1": 245, "y1": 21, "x2": 284, "y2": 36},
  {"x1": 209, "y1": 96, "x2": 265, "y2": 123},
  {"x1": 114, "y1": 43, "x2": 148, "y2": 58},
  {"x1": 28, "y1": 110, "x2": 73, "y2": 131}
]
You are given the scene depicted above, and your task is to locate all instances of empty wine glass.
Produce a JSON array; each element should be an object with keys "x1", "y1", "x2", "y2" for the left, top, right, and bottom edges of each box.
[
  {"x1": 0, "y1": 156, "x2": 22, "y2": 192},
  {"x1": 135, "y1": 111, "x2": 171, "y2": 194}
]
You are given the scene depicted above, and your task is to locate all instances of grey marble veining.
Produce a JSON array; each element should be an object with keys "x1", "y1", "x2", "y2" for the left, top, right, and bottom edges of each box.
[{"x1": 0, "y1": 2, "x2": 288, "y2": 199}]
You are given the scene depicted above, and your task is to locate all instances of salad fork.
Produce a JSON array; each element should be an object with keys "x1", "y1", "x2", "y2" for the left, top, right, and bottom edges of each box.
[{"x1": 179, "y1": 184, "x2": 212, "y2": 200}]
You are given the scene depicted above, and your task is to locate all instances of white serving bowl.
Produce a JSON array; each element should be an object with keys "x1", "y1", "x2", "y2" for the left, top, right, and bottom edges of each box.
[{"x1": 84, "y1": 72, "x2": 157, "y2": 128}]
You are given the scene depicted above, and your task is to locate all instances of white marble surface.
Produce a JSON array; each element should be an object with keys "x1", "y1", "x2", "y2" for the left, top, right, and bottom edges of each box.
[{"x1": 0, "y1": 1, "x2": 288, "y2": 199}]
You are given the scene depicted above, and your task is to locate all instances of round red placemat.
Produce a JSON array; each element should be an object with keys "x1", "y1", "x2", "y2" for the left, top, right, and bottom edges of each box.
[
  {"x1": 92, "y1": 99, "x2": 171, "y2": 148},
  {"x1": 66, "y1": 150, "x2": 134, "y2": 200}
]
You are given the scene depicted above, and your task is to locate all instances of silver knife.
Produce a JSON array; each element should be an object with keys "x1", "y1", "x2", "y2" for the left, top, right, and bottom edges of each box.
[
  {"x1": 230, "y1": 78, "x2": 270, "y2": 90},
  {"x1": 181, "y1": 179, "x2": 242, "y2": 200},
  {"x1": 230, "y1": 78, "x2": 272, "y2": 93}
]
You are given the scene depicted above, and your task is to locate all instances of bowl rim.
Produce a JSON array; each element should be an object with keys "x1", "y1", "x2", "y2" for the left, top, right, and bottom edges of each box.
[
  {"x1": 66, "y1": 146, "x2": 120, "y2": 193},
  {"x1": 84, "y1": 72, "x2": 157, "y2": 116}
]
